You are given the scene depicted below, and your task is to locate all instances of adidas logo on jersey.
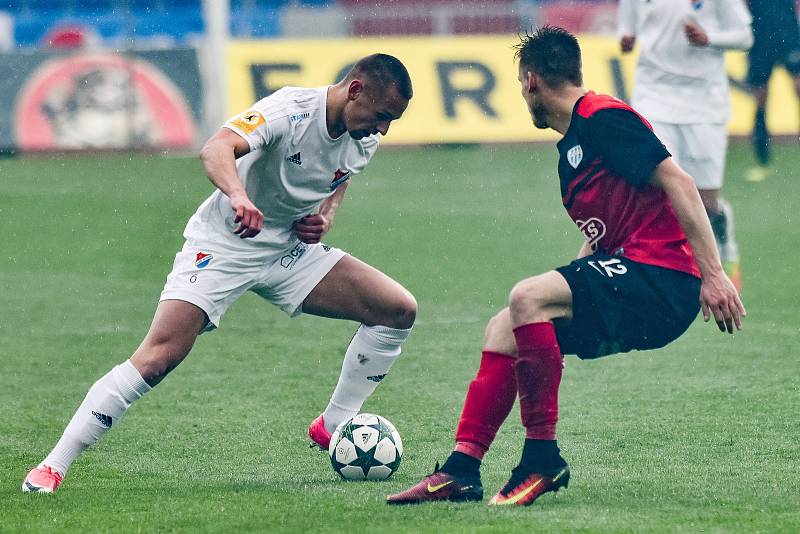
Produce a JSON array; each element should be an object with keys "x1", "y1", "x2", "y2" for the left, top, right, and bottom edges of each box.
[
  {"x1": 92, "y1": 411, "x2": 113, "y2": 428},
  {"x1": 287, "y1": 152, "x2": 302, "y2": 166}
]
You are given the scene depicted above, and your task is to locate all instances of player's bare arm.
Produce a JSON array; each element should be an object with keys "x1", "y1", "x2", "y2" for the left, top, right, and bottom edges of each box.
[
  {"x1": 651, "y1": 158, "x2": 746, "y2": 333},
  {"x1": 293, "y1": 182, "x2": 349, "y2": 244},
  {"x1": 199, "y1": 128, "x2": 264, "y2": 239},
  {"x1": 576, "y1": 241, "x2": 593, "y2": 259},
  {"x1": 686, "y1": 13, "x2": 753, "y2": 50}
]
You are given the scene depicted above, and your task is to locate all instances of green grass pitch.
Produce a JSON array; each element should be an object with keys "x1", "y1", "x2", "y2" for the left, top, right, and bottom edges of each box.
[{"x1": 1, "y1": 144, "x2": 798, "y2": 532}]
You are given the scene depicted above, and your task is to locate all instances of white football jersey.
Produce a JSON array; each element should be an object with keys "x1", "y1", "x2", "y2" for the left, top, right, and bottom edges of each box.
[
  {"x1": 618, "y1": 0, "x2": 752, "y2": 124},
  {"x1": 184, "y1": 86, "x2": 379, "y2": 257}
]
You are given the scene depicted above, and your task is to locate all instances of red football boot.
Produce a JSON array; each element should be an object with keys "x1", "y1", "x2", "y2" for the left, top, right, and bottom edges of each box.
[
  {"x1": 22, "y1": 465, "x2": 63, "y2": 494},
  {"x1": 307, "y1": 414, "x2": 332, "y2": 451},
  {"x1": 488, "y1": 464, "x2": 569, "y2": 507},
  {"x1": 386, "y1": 463, "x2": 483, "y2": 505}
]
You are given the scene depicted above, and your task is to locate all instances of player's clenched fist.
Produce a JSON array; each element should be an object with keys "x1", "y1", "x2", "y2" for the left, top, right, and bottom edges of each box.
[
  {"x1": 620, "y1": 35, "x2": 636, "y2": 53},
  {"x1": 293, "y1": 214, "x2": 330, "y2": 244},
  {"x1": 684, "y1": 21, "x2": 710, "y2": 47},
  {"x1": 230, "y1": 192, "x2": 264, "y2": 239}
]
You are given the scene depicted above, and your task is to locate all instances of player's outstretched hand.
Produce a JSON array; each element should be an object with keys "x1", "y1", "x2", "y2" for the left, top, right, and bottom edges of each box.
[
  {"x1": 293, "y1": 214, "x2": 330, "y2": 244},
  {"x1": 700, "y1": 271, "x2": 746, "y2": 334},
  {"x1": 230, "y1": 193, "x2": 264, "y2": 239}
]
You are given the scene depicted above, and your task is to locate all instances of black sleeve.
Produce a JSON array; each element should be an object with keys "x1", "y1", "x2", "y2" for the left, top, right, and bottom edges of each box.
[{"x1": 584, "y1": 108, "x2": 671, "y2": 188}]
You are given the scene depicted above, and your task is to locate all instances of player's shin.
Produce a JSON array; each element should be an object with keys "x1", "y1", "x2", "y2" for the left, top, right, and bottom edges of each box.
[
  {"x1": 41, "y1": 360, "x2": 151, "y2": 476},
  {"x1": 451, "y1": 351, "x2": 517, "y2": 463},
  {"x1": 322, "y1": 324, "x2": 412, "y2": 432},
  {"x1": 513, "y1": 323, "x2": 562, "y2": 449}
]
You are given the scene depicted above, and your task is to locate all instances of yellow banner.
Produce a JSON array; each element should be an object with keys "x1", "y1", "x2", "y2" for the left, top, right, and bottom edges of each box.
[{"x1": 227, "y1": 36, "x2": 798, "y2": 145}]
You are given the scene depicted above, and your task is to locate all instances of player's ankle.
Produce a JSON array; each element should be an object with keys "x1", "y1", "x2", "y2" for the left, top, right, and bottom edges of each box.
[
  {"x1": 441, "y1": 451, "x2": 481, "y2": 481},
  {"x1": 520, "y1": 438, "x2": 566, "y2": 471},
  {"x1": 453, "y1": 440, "x2": 487, "y2": 461}
]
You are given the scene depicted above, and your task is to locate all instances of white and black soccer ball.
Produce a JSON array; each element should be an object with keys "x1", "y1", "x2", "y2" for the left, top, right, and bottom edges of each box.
[{"x1": 328, "y1": 413, "x2": 403, "y2": 481}]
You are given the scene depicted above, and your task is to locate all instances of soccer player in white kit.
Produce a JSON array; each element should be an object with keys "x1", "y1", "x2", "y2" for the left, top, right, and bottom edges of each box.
[
  {"x1": 618, "y1": 0, "x2": 752, "y2": 291},
  {"x1": 22, "y1": 54, "x2": 416, "y2": 493}
]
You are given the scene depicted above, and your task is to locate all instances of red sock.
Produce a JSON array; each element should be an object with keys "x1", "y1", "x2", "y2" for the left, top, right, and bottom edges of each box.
[
  {"x1": 513, "y1": 322, "x2": 563, "y2": 441},
  {"x1": 454, "y1": 351, "x2": 517, "y2": 461}
]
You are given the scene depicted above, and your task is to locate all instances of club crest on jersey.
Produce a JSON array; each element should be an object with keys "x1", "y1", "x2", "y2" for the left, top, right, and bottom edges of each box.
[
  {"x1": 567, "y1": 145, "x2": 583, "y2": 169},
  {"x1": 331, "y1": 169, "x2": 351, "y2": 191},
  {"x1": 576, "y1": 217, "x2": 606, "y2": 248},
  {"x1": 195, "y1": 252, "x2": 213, "y2": 268}
]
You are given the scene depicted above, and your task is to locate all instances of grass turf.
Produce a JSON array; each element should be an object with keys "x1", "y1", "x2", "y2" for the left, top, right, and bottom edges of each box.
[{"x1": 1, "y1": 144, "x2": 798, "y2": 532}]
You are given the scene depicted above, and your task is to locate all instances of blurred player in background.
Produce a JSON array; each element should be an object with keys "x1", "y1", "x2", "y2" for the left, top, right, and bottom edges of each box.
[
  {"x1": 23, "y1": 54, "x2": 416, "y2": 493},
  {"x1": 618, "y1": 0, "x2": 752, "y2": 291},
  {"x1": 388, "y1": 26, "x2": 744, "y2": 507},
  {"x1": 746, "y1": 0, "x2": 800, "y2": 182}
]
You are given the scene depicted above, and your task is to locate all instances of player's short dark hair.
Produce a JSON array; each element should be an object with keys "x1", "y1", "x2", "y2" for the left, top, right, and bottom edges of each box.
[
  {"x1": 513, "y1": 26, "x2": 583, "y2": 87},
  {"x1": 346, "y1": 53, "x2": 413, "y2": 100}
]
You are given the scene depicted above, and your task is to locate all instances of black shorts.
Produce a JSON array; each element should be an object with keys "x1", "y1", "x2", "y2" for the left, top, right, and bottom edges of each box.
[
  {"x1": 554, "y1": 253, "x2": 700, "y2": 360},
  {"x1": 748, "y1": 39, "x2": 800, "y2": 87}
]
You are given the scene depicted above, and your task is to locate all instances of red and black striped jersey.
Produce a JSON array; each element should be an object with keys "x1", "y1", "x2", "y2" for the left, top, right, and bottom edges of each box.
[{"x1": 556, "y1": 91, "x2": 700, "y2": 278}]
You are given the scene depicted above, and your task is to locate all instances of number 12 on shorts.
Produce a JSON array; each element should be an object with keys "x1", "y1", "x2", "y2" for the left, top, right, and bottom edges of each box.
[{"x1": 588, "y1": 258, "x2": 628, "y2": 278}]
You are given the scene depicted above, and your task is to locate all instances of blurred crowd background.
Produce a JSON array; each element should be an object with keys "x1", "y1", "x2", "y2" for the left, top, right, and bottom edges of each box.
[
  {"x1": 0, "y1": 0, "x2": 620, "y2": 51},
  {"x1": 0, "y1": 1, "x2": 797, "y2": 154}
]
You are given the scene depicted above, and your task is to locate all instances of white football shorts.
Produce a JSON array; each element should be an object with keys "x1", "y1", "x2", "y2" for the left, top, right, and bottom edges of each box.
[
  {"x1": 159, "y1": 241, "x2": 346, "y2": 331},
  {"x1": 650, "y1": 121, "x2": 727, "y2": 190}
]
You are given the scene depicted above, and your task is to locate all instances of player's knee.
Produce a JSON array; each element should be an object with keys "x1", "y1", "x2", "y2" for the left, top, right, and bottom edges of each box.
[
  {"x1": 483, "y1": 309, "x2": 517, "y2": 355},
  {"x1": 370, "y1": 290, "x2": 416, "y2": 329},
  {"x1": 133, "y1": 337, "x2": 193, "y2": 384},
  {"x1": 389, "y1": 292, "x2": 417, "y2": 329},
  {"x1": 508, "y1": 277, "x2": 548, "y2": 316},
  {"x1": 362, "y1": 295, "x2": 416, "y2": 328},
  {"x1": 485, "y1": 309, "x2": 510, "y2": 338}
]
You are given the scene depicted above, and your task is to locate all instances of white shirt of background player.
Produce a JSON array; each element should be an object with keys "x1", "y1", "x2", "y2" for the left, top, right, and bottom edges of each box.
[{"x1": 617, "y1": 0, "x2": 753, "y2": 124}]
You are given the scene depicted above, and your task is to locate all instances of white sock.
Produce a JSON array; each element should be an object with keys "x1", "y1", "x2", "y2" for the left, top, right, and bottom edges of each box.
[
  {"x1": 322, "y1": 324, "x2": 412, "y2": 432},
  {"x1": 718, "y1": 198, "x2": 739, "y2": 262},
  {"x1": 42, "y1": 360, "x2": 151, "y2": 476}
]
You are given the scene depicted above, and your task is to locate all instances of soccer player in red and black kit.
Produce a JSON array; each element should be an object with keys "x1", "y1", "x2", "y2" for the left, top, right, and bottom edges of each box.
[{"x1": 387, "y1": 26, "x2": 746, "y2": 507}]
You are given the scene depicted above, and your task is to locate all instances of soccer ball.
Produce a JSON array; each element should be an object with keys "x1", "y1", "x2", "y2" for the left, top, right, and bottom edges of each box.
[{"x1": 328, "y1": 413, "x2": 403, "y2": 481}]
